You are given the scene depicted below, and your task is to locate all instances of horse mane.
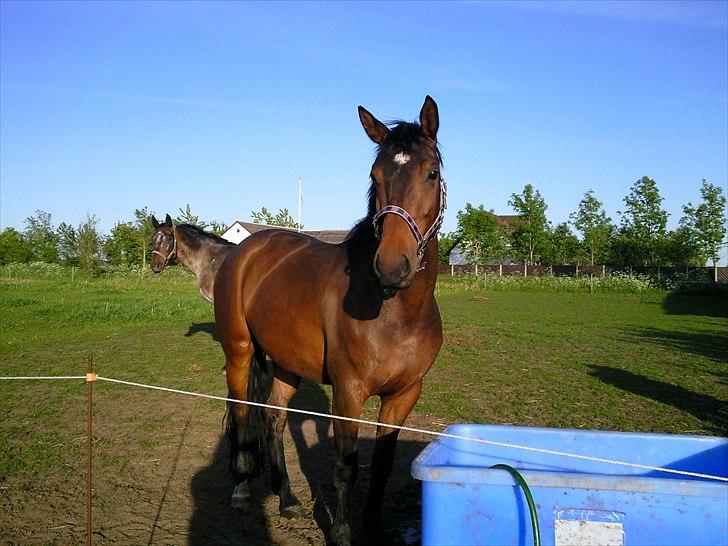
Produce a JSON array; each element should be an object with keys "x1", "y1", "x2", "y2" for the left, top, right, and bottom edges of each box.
[
  {"x1": 177, "y1": 223, "x2": 234, "y2": 248},
  {"x1": 344, "y1": 120, "x2": 443, "y2": 246}
]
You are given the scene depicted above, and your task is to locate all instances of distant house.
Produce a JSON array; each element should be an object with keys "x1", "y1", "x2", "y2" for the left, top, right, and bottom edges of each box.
[{"x1": 221, "y1": 220, "x2": 348, "y2": 245}]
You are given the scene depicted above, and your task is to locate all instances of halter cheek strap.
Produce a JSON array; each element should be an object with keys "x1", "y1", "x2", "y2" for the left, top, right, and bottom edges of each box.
[{"x1": 372, "y1": 177, "x2": 447, "y2": 270}]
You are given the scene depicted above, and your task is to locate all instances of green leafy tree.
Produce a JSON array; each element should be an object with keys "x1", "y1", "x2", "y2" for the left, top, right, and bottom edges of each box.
[
  {"x1": 570, "y1": 190, "x2": 613, "y2": 265},
  {"x1": 134, "y1": 208, "x2": 155, "y2": 270},
  {"x1": 681, "y1": 179, "x2": 727, "y2": 272},
  {"x1": 104, "y1": 222, "x2": 142, "y2": 266},
  {"x1": 208, "y1": 220, "x2": 228, "y2": 236},
  {"x1": 0, "y1": 228, "x2": 31, "y2": 264},
  {"x1": 76, "y1": 214, "x2": 102, "y2": 271},
  {"x1": 251, "y1": 207, "x2": 302, "y2": 229},
  {"x1": 23, "y1": 210, "x2": 58, "y2": 263},
  {"x1": 663, "y1": 226, "x2": 703, "y2": 267},
  {"x1": 455, "y1": 203, "x2": 507, "y2": 264},
  {"x1": 176, "y1": 204, "x2": 208, "y2": 228},
  {"x1": 544, "y1": 222, "x2": 581, "y2": 265},
  {"x1": 56, "y1": 222, "x2": 79, "y2": 266},
  {"x1": 508, "y1": 184, "x2": 550, "y2": 265},
  {"x1": 618, "y1": 176, "x2": 668, "y2": 266},
  {"x1": 437, "y1": 232, "x2": 459, "y2": 265}
]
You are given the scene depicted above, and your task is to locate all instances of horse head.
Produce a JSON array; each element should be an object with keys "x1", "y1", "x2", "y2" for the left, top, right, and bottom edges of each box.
[
  {"x1": 358, "y1": 95, "x2": 445, "y2": 290},
  {"x1": 150, "y1": 213, "x2": 176, "y2": 273}
]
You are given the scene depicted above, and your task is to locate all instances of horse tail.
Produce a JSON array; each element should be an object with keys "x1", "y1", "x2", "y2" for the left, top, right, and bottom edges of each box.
[{"x1": 224, "y1": 343, "x2": 270, "y2": 480}]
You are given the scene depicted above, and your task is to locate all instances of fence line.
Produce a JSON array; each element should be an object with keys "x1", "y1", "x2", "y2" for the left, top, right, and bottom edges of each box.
[{"x1": 2, "y1": 372, "x2": 727, "y2": 483}]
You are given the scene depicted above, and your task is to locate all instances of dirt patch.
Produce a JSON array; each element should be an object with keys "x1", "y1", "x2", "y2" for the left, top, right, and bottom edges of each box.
[{"x1": 1, "y1": 380, "x2": 441, "y2": 545}]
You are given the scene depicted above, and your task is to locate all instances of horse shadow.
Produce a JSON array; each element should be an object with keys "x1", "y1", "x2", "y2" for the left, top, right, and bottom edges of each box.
[
  {"x1": 188, "y1": 379, "x2": 427, "y2": 545},
  {"x1": 188, "y1": 437, "x2": 273, "y2": 545},
  {"x1": 186, "y1": 322, "x2": 220, "y2": 343}
]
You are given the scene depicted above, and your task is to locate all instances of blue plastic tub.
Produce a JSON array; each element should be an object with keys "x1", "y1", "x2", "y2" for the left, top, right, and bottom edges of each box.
[{"x1": 411, "y1": 425, "x2": 727, "y2": 546}]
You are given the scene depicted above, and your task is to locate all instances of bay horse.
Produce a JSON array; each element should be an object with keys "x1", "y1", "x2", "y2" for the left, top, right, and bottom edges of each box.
[
  {"x1": 214, "y1": 96, "x2": 445, "y2": 545},
  {"x1": 150, "y1": 214, "x2": 234, "y2": 303}
]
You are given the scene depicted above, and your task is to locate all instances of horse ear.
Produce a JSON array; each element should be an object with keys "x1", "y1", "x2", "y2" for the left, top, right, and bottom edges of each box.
[
  {"x1": 165, "y1": 214, "x2": 173, "y2": 226},
  {"x1": 419, "y1": 95, "x2": 439, "y2": 141},
  {"x1": 358, "y1": 106, "x2": 389, "y2": 144},
  {"x1": 151, "y1": 215, "x2": 160, "y2": 229}
]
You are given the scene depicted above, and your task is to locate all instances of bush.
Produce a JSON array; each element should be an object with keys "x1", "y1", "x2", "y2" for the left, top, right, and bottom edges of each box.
[{"x1": 436, "y1": 272, "x2": 666, "y2": 294}]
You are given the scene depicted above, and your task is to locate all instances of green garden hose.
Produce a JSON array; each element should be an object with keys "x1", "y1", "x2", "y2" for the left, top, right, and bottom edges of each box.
[{"x1": 491, "y1": 464, "x2": 541, "y2": 546}]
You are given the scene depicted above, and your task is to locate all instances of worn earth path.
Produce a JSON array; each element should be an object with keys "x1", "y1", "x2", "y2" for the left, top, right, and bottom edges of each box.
[{"x1": 1, "y1": 378, "x2": 440, "y2": 546}]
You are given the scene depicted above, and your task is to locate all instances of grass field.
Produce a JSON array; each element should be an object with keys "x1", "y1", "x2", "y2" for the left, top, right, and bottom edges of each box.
[
  {"x1": 2, "y1": 266, "x2": 726, "y2": 469},
  {"x1": 1, "y1": 266, "x2": 726, "y2": 543}
]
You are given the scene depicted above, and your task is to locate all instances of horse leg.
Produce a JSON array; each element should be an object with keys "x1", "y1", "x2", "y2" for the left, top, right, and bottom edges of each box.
[
  {"x1": 364, "y1": 380, "x2": 423, "y2": 527},
  {"x1": 331, "y1": 388, "x2": 364, "y2": 546},
  {"x1": 264, "y1": 367, "x2": 305, "y2": 519},
  {"x1": 225, "y1": 342, "x2": 266, "y2": 509}
]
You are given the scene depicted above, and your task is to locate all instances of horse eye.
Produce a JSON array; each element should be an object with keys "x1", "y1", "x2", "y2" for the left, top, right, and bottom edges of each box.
[{"x1": 428, "y1": 170, "x2": 439, "y2": 181}]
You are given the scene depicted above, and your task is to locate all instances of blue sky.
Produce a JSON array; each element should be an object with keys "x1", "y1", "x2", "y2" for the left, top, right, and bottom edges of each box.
[{"x1": 1, "y1": 1, "x2": 726, "y2": 258}]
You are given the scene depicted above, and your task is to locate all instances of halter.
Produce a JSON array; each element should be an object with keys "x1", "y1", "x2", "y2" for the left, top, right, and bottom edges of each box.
[
  {"x1": 372, "y1": 177, "x2": 447, "y2": 271},
  {"x1": 152, "y1": 232, "x2": 177, "y2": 265}
]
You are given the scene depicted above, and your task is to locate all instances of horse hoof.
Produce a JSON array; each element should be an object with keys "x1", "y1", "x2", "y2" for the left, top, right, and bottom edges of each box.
[{"x1": 280, "y1": 503, "x2": 306, "y2": 519}]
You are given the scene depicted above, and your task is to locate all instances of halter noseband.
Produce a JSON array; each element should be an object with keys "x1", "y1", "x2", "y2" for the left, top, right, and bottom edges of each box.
[
  {"x1": 372, "y1": 177, "x2": 447, "y2": 271},
  {"x1": 152, "y1": 232, "x2": 177, "y2": 265}
]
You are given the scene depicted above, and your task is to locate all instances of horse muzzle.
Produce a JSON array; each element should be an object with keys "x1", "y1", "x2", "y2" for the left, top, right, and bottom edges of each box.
[{"x1": 373, "y1": 252, "x2": 414, "y2": 290}]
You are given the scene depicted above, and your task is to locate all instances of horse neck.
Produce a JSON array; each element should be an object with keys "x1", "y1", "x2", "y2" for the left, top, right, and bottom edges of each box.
[
  {"x1": 174, "y1": 226, "x2": 226, "y2": 276},
  {"x1": 392, "y1": 238, "x2": 439, "y2": 312}
]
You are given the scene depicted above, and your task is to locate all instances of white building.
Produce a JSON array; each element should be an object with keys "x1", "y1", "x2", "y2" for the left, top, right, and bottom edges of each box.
[{"x1": 221, "y1": 220, "x2": 348, "y2": 245}]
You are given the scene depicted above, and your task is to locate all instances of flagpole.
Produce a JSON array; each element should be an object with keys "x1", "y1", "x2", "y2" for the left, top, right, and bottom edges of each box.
[{"x1": 297, "y1": 178, "x2": 302, "y2": 232}]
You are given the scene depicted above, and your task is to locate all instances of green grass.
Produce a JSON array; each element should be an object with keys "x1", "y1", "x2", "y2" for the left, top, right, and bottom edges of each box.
[{"x1": 1, "y1": 266, "x2": 726, "y2": 485}]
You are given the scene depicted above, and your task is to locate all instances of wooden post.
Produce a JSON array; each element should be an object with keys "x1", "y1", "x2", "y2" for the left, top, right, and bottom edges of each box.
[
  {"x1": 575, "y1": 264, "x2": 579, "y2": 277},
  {"x1": 86, "y1": 356, "x2": 96, "y2": 546},
  {"x1": 451, "y1": 264, "x2": 454, "y2": 276},
  {"x1": 602, "y1": 264, "x2": 605, "y2": 278},
  {"x1": 475, "y1": 263, "x2": 479, "y2": 276},
  {"x1": 499, "y1": 264, "x2": 502, "y2": 277},
  {"x1": 524, "y1": 264, "x2": 527, "y2": 277},
  {"x1": 590, "y1": 273, "x2": 594, "y2": 295},
  {"x1": 484, "y1": 270, "x2": 487, "y2": 289}
]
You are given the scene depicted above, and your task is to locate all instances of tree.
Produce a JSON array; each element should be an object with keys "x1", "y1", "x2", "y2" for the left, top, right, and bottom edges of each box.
[
  {"x1": 681, "y1": 179, "x2": 727, "y2": 273},
  {"x1": 24, "y1": 210, "x2": 58, "y2": 263},
  {"x1": 0, "y1": 228, "x2": 31, "y2": 264},
  {"x1": 134, "y1": 208, "x2": 155, "y2": 270},
  {"x1": 104, "y1": 222, "x2": 142, "y2": 266},
  {"x1": 251, "y1": 207, "x2": 302, "y2": 229},
  {"x1": 663, "y1": 226, "x2": 703, "y2": 267},
  {"x1": 455, "y1": 203, "x2": 507, "y2": 264},
  {"x1": 176, "y1": 204, "x2": 208, "y2": 228},
  {"x1": 508, "y1": 184, "x2": 550, "y2": 265},
  {"x1": 56, "y1": 222, "x2": 79, "y2": 266},
  {"x1": 570, "y1": 190, "x2": 613, "y2": 265},
  {"x1": 544, "y1": 223, "x2": 581, "y2": 265},
  {"x1": 618, "y1": 176, "x2": 668, "y2": 266},
  {"x1": 76, "y1": 214, "x2": 102, "y2": 271},
  {"x1": 207, "y1": 220, "x2": 228, "y2": 236},
  {"x1": 437, "y1": 232, "x2": 459, "y2": 265}
]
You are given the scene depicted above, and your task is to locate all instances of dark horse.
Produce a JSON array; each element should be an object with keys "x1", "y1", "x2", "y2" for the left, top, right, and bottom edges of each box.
[
  {"x1": 150, "y1": 214, "x2": 234, "y2": 303},
  {"x1": 214, "y1": 97, "x2": 445, "y2": 545}
]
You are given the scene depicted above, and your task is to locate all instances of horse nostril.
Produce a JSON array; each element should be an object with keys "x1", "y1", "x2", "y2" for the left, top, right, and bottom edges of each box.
[
  {"x1": 373, "y1": 254, "x2": 382, "y2": 278},
  {"x1": 400, "y1": 254, "x2": 411, "y2": 277}
]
